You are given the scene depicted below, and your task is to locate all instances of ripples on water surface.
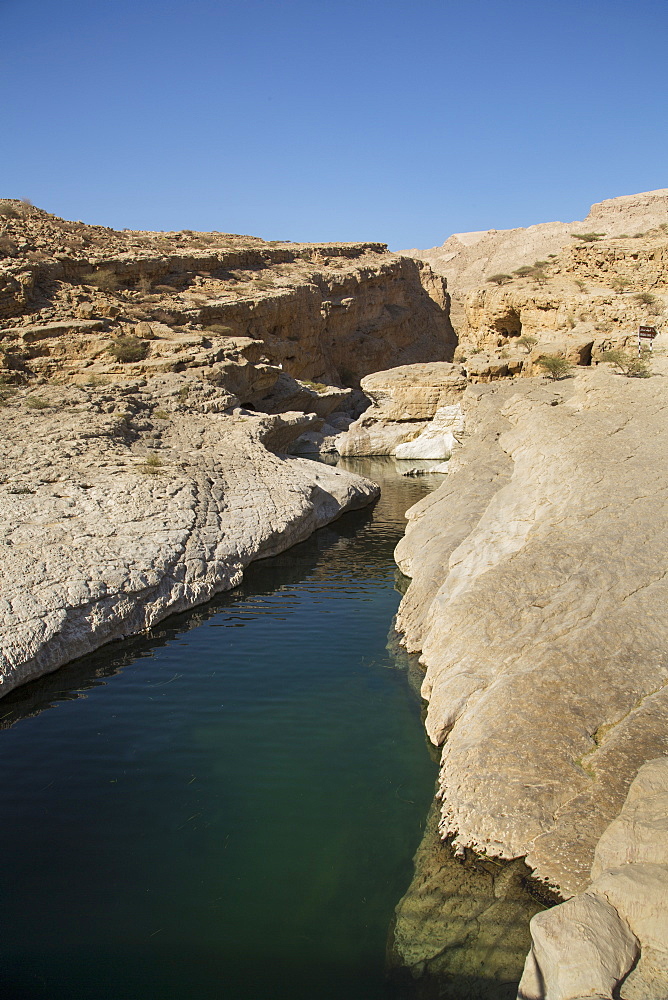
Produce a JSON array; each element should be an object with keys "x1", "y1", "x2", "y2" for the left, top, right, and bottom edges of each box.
[{"x1": 0, "y1": 459, "x2": 441, "y2": 1000}]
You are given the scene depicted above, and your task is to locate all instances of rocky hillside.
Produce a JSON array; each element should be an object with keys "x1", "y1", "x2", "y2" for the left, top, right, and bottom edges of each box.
[
  {"x1": 0, "y1": 199, "x2": 455, "y2": 398},
  {"x1": 407, "y1": 188, "x2": 668, "y2": 290},
  {"x1": 404, "y1": 190, "x2": 668, "y2": 383}
]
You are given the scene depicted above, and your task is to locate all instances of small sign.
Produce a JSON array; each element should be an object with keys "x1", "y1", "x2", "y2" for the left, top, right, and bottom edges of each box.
[{"x1": 638, "y1": 325, "x2": 658, "y2": 354}]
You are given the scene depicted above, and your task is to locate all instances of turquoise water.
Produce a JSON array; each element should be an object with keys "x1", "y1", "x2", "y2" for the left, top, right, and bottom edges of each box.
[{"x1": 0, "y1": 459, "x2": 440, "y2": 1000}]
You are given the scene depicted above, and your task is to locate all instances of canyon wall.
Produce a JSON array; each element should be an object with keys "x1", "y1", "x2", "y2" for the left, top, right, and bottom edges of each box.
[{"x1": 0, "y1": 202, "x2": 457, "y2": 693}]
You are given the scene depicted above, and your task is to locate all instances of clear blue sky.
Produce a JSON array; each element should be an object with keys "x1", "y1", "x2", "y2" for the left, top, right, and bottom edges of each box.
[{"x1": 2, "y1": 0, "x2": 666, "y2": 248}]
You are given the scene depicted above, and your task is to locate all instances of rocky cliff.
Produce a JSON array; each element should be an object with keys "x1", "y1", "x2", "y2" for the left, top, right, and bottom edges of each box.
[
  {"x1": 405, "y1": 189, "x2": 668, "y2": 381},
  {"x1": 0, "y1": 201, "x2": 457, "y2": 693},
  {"x1": 390, "y1": 362, "x2": 668, "y2": 998},
  {"x1": 0, "y1": 199, "x2": 455, "y2": 393}
]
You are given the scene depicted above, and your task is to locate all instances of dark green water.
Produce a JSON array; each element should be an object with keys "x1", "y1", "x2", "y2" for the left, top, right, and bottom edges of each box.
[{"x1": 0, "y1": 459, "x2": 440, "y2": 1000}]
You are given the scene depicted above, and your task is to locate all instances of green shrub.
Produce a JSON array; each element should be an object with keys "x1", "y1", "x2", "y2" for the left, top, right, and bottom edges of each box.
[
  {"x1": 487, "y1": 273, "x2": 513, "y2": 285},
  {"x1": 513, "y1": 266, "x2": 535, "y2": 277},
  {"x1": 517, "y1": 335, "x2": 538, "y2": 353},
  {"x1": 571, "y1": 232, "x2": 605, "y2": 242},
  {"x1": 575, "y1": 279, "x2": 588, "y2": 292},
  {"x1": 153, "y1": 409, "x2": 170, "y2": 420},
  {"x1": 600, "y1": 349, "x2": 652, "y2": 377},
  {"x1": 536, "y1": 354, "x2": 573, "y2": 380},
  {"x1": 140, "y1": 454, "x2": 163, "y2": 474},
  {"x1": 108, "y1": 336, "x2": 149, "y2": 363},
  {"x1": 82, "y1": 269, "x2": 119, "y2": 292},
  {"x1": 301, "y1": 380, "x2": 330, "y2": 392}
]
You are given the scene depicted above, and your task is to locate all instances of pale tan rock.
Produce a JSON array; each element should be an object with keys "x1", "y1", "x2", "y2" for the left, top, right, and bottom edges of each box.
[
  {"x1": 337, "y1": 362, "x2": 467, "y2": 456},
  {"x1": 395, "y1": 362, "x2": 668, "y2": 895},
  {"x1": 407, "y1": 188, "x2": 668, "y2": 291},
  {"x1": 517, "y1": 893, "x2": 638, "y2": 1000},
  {"x1": 394, "y1": 404, "x2": 464, "y2": 460},
  {"x1": 0, "y1": 381, "x2": 378, "y2": 695},
  {"x1": 518, "y1": 759, "x2": 668, "y2": 1000},
  {"x1": 591, "y1": 758, "x2": 668, "y2": 878}
]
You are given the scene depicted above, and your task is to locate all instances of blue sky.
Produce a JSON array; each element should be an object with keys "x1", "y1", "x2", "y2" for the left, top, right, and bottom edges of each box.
[{"x1": 1, "y1": 0, "x2": 667, "y2": 248}]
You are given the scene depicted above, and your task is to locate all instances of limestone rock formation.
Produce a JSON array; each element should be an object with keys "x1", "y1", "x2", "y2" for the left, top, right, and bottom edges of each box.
[
  {"x1": 0, "y1": 200, "x2": 465, "y2": 692},
  {"x1": 0, "y1": 376, "x2": 379, "y2": 696},
  {"x1": 337, "y1": 362, "x2": 467, "y2": 456},
  {"x1": 518, "y1": 757, "x2": 668, "y2": 1000},
  {"x1": 407, "y1": 188, "x2": 668, "y2": 291},
  {"x1": 0, "y1": 200, "x2": 455, "y2": 393},
  {"x1": 395, "y1": 362, "x2": 668, "y2": 898},
  {"x1": 406, "y1": 189, "x2": 668, "y2": 377}
]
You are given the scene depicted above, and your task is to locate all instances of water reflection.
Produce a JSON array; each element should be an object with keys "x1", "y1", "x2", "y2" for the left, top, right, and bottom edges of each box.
[{"x1": 0, "y1": 458, "x2": 440, "y2": 1000}]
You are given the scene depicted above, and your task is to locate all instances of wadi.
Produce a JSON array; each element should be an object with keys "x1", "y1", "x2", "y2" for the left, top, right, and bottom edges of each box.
[{"x1": 1, "y1": 189, "x2": 668, "y2": 1000}]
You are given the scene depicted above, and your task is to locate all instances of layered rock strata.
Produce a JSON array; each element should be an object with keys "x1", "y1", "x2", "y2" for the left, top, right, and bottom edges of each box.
[
  {"x1": 395, "y1": 362, "x2": 668, "y2": 899},
  {"x1": 337, "y1": 362, "x2": 467, "y2": 457},
  {"x1": 407, "y1": 189, "x2": 668, "y2": 374},
  {"x1": 0, "y1": 200, "x2": 455, "y2": 392},
  {"x1": 0, "y1": 376, "x2": 379, "y2": 695}
]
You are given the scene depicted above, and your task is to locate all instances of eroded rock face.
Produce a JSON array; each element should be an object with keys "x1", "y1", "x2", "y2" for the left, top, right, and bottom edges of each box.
[
  {"x1": 395, "y1": 363, "x2": 668, "y2": 897},
  {"x1": 406, "y1": 189, "x2": 668, "y2": 378},
  {"x1": 406, "y1": 188, "x2": 668, "y2": 291},
  {"x1": 0, "y1": 376, "x2": 378, "y2": 695},
  {"x1": 337, "y1": 362, "x2": 467, "y2": 456},
  {"x1": 0, "y1": 201, "x2": 456, "y2": 391},
  {"x1": 518, "y1": 757, "x2": 668, "y2": 1000}
]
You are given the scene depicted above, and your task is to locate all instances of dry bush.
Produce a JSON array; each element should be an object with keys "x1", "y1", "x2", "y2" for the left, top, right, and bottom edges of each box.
[{"x1": 108, "y1": 336, "x2": 149, "y2": 363}]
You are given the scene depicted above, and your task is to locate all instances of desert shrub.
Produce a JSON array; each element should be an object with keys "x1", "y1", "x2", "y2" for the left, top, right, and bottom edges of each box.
[
  {"x1": 108, "y1": 336, "x2": 149, "y2": 363},
  {"x1": 600, "y1": 349, "x2": 652, "y2": 377},
  {"x1": 154, "y1": 284, "x2": 178, "y2": 293},
  {"x1": 517, "y1": 335, "x2": 538, "y2": 353},
  {"x1": 153, "y1": 409, "x2": 170, "y2": 420},
  {"x1": 571, "y1": 232, "x2": 605, "y2": 242},
  {"x1": 611, "y1": 277, "x2": 630, "y2": 293},
  {"x1": 301, "y1": 380, "x2": 330, "y2": 392},
  {"x1": 140, "y1": 454, "x2": 163, "y2": 474},
  {"x1": 84, "y1": 374, "x2": 110, "y2": 387},
  {"x1": 566, "y1": 314, "x2": 576, "y2": 329},
  {"x1": 176, "y1": 384, "x2": 190, "y2": 403},
  {"x1": 533, "y1": 260, "x2": 549, "y2": 268},
  {"x1": 532, "y1": 269, "x2": 548, "y2": 286},
  {"x1": 513, "y1": 266, "x2": 535, "y2": 277},
  {"x1": 24, "y1": 396, "x2": 51, "y2": 409},
  {"x1": 82, "y1": 269, "x2": 119, "y2": 292},
  {"x1": 635, "y1": 291, "x2": 656, "y2": 305},
  {"x1": 536, "y1": 354, "x2": 573, "y2": 380},
  {"x1": 487, "y1": 273, "x2": 513, "y2": 285},
  {"x1": 0, "y1": 204, "x2": 19, "y2": 219},
  {"x1": 575, "y1": 279, "x2": 588, "y2": 292}
]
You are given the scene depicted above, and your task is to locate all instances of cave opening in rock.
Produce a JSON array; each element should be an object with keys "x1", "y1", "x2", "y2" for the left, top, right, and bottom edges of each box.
[{"x1": 495, "y1": 309, "x2": 522, "y2": 339}]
